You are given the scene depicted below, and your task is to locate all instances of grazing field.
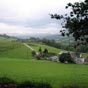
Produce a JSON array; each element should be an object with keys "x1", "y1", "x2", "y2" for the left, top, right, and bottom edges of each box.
[
  {"x1": 0, "y1": 37, "x2": 33, "y2": 59},
  {"x1": 28, "y1": 42, "x2": 61, "y2": 54},
  {"x1": 0, "y1": 58, "x2": 88, "y2": 88}
]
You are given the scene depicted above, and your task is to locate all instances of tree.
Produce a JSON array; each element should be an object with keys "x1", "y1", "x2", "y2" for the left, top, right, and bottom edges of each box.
[
  {"x1": 32, "y1": 50, "x2": 36, "y2": 56},
  {"x1": 50, "y1": 0, "x2": 88, "y2": 46},
  {"x1": 39, "y1": 47, "x2": 42, "y2": 53},
  {"x1": 43, "y1": 48, "x2": 48, "y2": 55},
  {"x1": 38, "y1": 47, "x2": 43, "y2": 57},
  {"x1": 59, "y1": 53, "x2": 74, "y2": 63}
]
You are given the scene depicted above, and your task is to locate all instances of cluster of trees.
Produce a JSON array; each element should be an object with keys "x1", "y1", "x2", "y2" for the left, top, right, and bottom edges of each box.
[
  {"x1": 38, "y1": 47, "x2": 49, "y2": 57},
  {"x1": 29, "y1": 37, "x2": 72, "y2": 50},
  {"x1": 59, "y1": 53, "x2": 74, "y2": 63},
  {"x1": 32, "y1": 47, "x2": 49, "y2": 60}
]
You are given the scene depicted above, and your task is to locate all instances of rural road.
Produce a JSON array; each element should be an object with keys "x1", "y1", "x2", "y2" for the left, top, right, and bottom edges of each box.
[{"x1": 23, "y1": 43, "x2": 34, "y2": 51}]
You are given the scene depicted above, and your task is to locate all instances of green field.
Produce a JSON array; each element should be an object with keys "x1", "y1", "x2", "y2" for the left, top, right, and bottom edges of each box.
[
  {"x1": 0, "y1": 37, "x2": 33, "y2": 59},
  {"x1": 28, "y1": 42, "x2": 61, "y2": 54},
  {"x1": 0, "y1": 37, "x2": 88, "y2": 88},
  {"x1": 0, "y1": 58, "x2": 88, "y2": 88}
]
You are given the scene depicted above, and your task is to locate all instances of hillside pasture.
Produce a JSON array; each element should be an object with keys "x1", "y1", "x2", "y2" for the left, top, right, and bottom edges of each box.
[
  {"x1": 0, "y1": 37, "x2": 33, "y2": 59},
  {"x1": 28, "y1": 42, "x2": 61, "y2": 54}
]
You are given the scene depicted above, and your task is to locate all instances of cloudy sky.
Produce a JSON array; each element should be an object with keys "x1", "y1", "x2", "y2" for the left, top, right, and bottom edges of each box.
[{"x1": 0, "y1": 0, "x2": 81, "y2": 35}]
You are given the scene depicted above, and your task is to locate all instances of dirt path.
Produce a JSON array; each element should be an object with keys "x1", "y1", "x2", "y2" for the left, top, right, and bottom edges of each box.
[{"x1": 23, "y1": 43, "x2": 34, "y2": 51}]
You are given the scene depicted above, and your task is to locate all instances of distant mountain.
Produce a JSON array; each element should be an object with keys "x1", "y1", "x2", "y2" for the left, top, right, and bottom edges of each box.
[
  {"x1": 6, "y1": 33, "x2": 74, "y2": 45},
  {"x1": 44, "y1": 34, "x2": 60, "y2": 39}
]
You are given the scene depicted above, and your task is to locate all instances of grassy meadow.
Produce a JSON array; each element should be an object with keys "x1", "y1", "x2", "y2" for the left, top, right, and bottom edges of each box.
[
  {"x1": 28, "y1": 42, "x2": 61, "y2": 54},
  {"x1": 0, "y1": 58, "x2": 88, "y2": 88},
  {"x1": 0, "y1": 37, "x2": 88, "y2": 88},
  {"x1": 0, "y1": 37, "x2": 33, "y2": 59}
]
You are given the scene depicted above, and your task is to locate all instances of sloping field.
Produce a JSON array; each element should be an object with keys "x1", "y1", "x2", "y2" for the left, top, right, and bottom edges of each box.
[
  {"x1": 28, "y1": 42, "x2": 61, "y2": 54},
  {"x1": 0, "y1": 37, "x2": 33, "y2": 59}
]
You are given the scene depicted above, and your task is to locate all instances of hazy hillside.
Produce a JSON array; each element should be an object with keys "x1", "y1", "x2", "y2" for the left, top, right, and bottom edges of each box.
[
  {"x1": 9, "y1": 33, "x2": 60, "y2": 39},
  {"x1": 10, "y1": 33, "x2": 74, "y2": 45},
  {"x1": 55, "y1": 35, "x2": 75, "y2": 45}
]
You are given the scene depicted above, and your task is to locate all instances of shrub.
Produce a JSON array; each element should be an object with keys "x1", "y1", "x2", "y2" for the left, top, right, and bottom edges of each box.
[
  {"x1": 66, "y1": 53, "x2": 74, "y2": 63},
  {"x1": 43, "y1": 48, "x2": 48, "y2": 55},
  {"x1": 39, "y1": 47, "x2": 42, "y2": 53},
  {"x1": 59, "y1": 53, "x2": 74, "y2": 63},
  {"x1": 32, "y1": 50, "x2": 36, "y2": 56},
  {"x1": 59, "y1": 53, "x2": 67, "y2": 63}
]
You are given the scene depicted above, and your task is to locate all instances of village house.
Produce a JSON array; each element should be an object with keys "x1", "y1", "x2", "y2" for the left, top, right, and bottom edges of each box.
[{"x1": 70, "y1": 52, "x2": 84, "y2": 64}]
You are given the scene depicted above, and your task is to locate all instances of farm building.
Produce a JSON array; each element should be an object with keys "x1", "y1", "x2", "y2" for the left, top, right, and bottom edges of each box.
[
  {"x1": 59, "y1": 51, "x2": 85, "y2": 64},
  {"x1": 70, "y1": 52, "x2": 84, "y2": 64}
]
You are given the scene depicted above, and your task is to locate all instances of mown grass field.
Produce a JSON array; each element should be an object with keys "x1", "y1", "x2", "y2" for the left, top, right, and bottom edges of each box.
[{"x1": 0, "y1": 37, "x2": 88, "y2": 88}]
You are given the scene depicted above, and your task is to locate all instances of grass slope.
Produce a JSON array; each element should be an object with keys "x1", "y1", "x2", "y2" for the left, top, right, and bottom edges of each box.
[
  {"x1": 28, "y1": 42, "x2": 61, "y2": 54},
  {"x1": 0, "y1": 58, "x2": 88, "y2": 88},
  {"x1": 0, "y1": 37, "x2": 33, "y2": 59}
]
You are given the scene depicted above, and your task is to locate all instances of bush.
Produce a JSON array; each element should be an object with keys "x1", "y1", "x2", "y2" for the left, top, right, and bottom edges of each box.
[
  {"x1": 59, "y1": 53, "x2": 74, "y2": 63},
  {"x1": 43, "y1": 48, "x2": 48, "y2": 55},
  {"x1": 32, "y1": 50, "x2": 36, "y2": 56}
]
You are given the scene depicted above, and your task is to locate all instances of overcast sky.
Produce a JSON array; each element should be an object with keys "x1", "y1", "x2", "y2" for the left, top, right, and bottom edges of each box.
[{"x1": 0, "y1": 0, "x2": 81, "y2": 35}]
